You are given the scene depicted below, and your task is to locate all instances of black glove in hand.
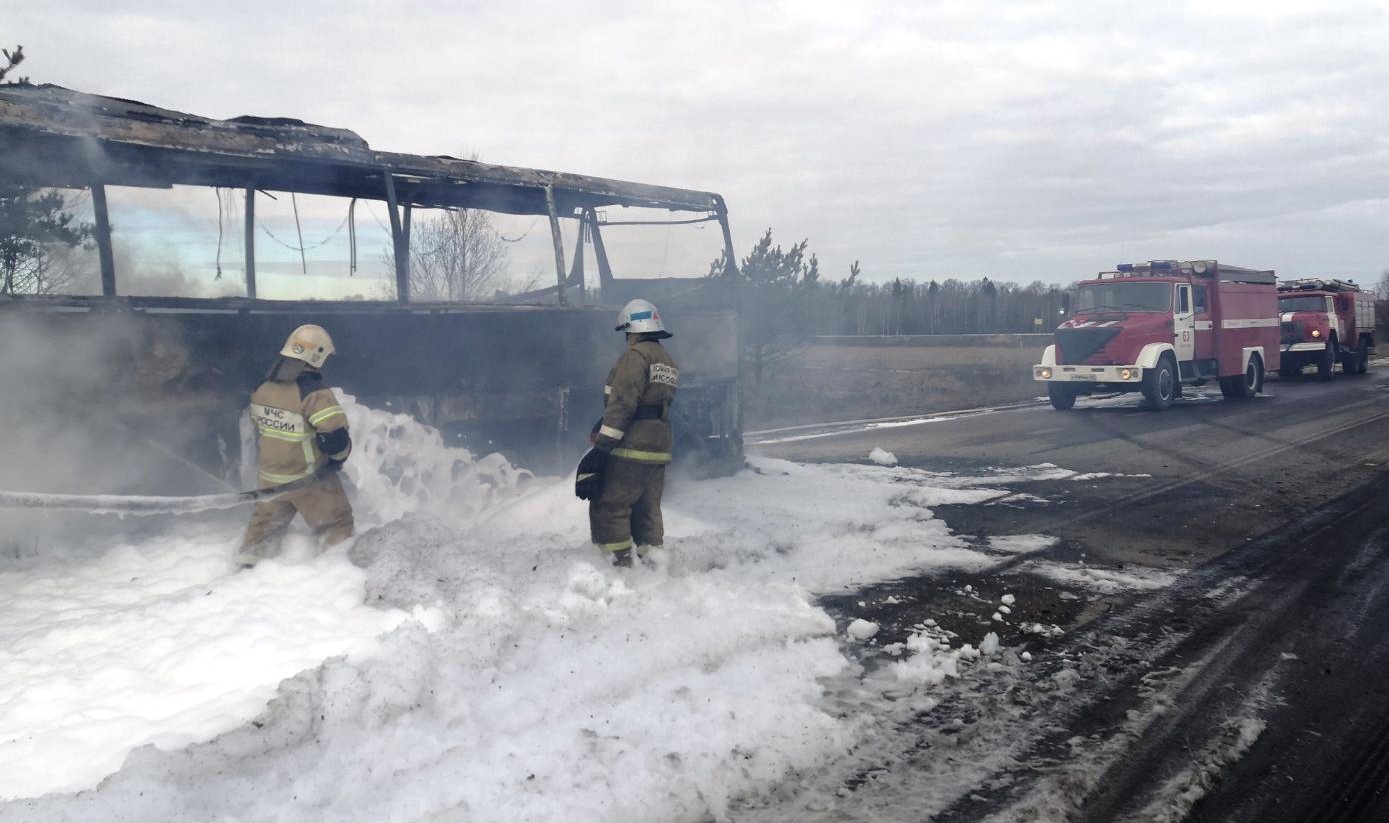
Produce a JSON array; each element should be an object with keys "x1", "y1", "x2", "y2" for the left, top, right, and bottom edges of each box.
[
  {"x1": 316, "y1": 428, "x2": 351, "y2": 456},
  {"x1": 324, "y1": 458, "x2": 346, "y2": 474},
  {"x1": 575, "y1": 448, "x2": 607, "y2": 500}
]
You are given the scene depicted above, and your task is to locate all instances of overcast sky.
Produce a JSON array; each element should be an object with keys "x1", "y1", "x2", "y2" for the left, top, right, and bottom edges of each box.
[{"x1": 11, "y1": 0, "x2": 1389, "y2": 289}]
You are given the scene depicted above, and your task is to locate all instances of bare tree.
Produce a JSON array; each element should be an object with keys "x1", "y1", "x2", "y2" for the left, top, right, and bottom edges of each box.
[
  {"x1": 8, "y1": 242, "x2": 97, "y2": 294},
  {"x1": 407, "y1": 207, "x2": 509, "y2": 302},
  {"x1": 1378, "y1": 268, "x2": 1389, "y2": 301}
]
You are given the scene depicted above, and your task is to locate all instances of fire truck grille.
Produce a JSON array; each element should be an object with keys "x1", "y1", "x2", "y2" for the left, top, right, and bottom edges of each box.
[
  {"x1": 1280, "y1": 321, "x2": 1301, "y2": 344},
  {"x1": 1056, "y1": 327, "x2": 1122, "y2": 364}
]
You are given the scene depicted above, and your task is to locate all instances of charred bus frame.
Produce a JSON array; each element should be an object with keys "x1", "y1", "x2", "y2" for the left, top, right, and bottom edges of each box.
[
  {"x1": 0, "y1": 84, "x2": 743, "y2": 474},
  {"x1": 0, "y1": 84, "x2": 740, "y2": 300}
]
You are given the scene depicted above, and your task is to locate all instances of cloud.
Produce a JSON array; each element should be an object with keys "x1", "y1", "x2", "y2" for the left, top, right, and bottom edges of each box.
[{"x1": 11, "y1": 0, "x2": 1389, "y2": 285}]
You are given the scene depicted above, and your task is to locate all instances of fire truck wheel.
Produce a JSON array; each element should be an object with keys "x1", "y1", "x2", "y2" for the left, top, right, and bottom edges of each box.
[
  {"x1": 1340, "y1": 344, "x2": 1358, "y2": 374},
  {"x1": 1142, "y1": 356, "x2": 1176, "y2": 411},
  {"x1": 1048, "y1": 384, "x2": 1077, "y2": 411},
  {"x1": 1222, "y1": 353, "x2": 1264, "y2": 399},
  {"x1": 1317, "y1": 340, "x2": 1336, "y2": 381},
  {"x1": 1355, "y1": 340, "x2": 1370, "y2": 374}
]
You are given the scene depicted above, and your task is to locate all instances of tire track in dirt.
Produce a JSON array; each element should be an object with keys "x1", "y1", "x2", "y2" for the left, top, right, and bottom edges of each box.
[{"x1": 928, "y1": 475, "x2": 1389, "y2": 822}]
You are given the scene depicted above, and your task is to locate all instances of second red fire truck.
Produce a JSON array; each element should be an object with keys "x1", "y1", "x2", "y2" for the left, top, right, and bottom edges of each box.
[
  {"x1": 1276, "y1": 278, "x2": 1376, "y2": 380},
  {"x1": 1033, "y1": 260, "x2": 1282, "y2": 411}
]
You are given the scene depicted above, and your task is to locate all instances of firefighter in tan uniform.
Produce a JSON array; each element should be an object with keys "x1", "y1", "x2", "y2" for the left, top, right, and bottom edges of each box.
[
  {"x1": 576, "y1": 299, "x2": 679, "y2": 567},
  {"x1": 236, "y1": 324, "x2": 354, "y2": 567}
]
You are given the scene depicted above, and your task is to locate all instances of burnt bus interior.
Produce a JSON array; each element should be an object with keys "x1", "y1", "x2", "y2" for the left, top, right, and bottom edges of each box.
[{"x1": 0, "y1": 84, "x2": 743, "y2": 479}]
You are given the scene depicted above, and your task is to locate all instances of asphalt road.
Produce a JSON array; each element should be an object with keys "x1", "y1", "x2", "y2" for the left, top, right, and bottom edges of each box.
[
  {"x1": 746, "y1": 366, "x2": 1389, "y2": 821},
  {"x1": 753, "y1": 367, "x2": 1389, "y2": 571}
]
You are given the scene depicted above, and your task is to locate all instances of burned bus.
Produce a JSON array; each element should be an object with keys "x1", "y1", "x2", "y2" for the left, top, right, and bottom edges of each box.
[{"x1": 0, "y1": 84, "x2": 742, "y2": 480}]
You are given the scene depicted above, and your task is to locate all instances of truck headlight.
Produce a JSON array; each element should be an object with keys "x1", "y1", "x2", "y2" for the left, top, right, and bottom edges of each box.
[
  {"x1": 1120, "y1": 368, "x2": 1135, "y2": 380},
  {"x1": 1311, "y1": 328, "x2": 1321, "y2": 338},
  {"x1": 1039, "y1": 367, "x2": 1052, "y2": 379}
]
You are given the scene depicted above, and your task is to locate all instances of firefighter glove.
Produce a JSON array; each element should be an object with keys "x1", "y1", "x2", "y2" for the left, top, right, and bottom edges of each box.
[
  {"x1": 575, "y1": 448, "x2": 607, "y2": 500},
  {"x1": 316, "y1": 428, "x2": 351, "y2": 459}
]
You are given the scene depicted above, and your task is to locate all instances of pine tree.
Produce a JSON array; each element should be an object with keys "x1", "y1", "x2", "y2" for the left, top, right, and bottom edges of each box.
[
  {"x1": 0, "y1": 44, "x2": 24, "y2": 84},
  {"x1": 0, "y1": 185, "x2": 92, "y2": 293},
  {"x1": 0, "y1": 44, "x2": 94, "y2": 293},
  {"x1": 710, "y1": 228, "x2": 819, "y2": 383}
]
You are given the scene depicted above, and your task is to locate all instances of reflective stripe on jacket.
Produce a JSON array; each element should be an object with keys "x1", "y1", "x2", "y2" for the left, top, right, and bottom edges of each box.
[
  {"x1": 250, "y1": 373, "x2": 350, "y2": 486},
  {"x1": 595, "y1": 337, "x2": 678, "y2": 464}
]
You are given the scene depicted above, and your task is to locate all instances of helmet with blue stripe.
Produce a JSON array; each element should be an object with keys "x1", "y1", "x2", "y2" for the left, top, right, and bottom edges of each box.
[
  {"x1": 614, "y1": 299, "x2": 671, "y2": 338},
  {"x1": 280, "y1": 324, "x2": 336, "y2": 368}
]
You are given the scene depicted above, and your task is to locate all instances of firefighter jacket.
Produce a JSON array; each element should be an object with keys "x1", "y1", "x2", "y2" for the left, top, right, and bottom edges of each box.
[
  {"x1": 249, "y1": 370, "x2": 351, "y2": 487},
  {"x1": 595, "y1": 336, "x2": 679, "y2": 464}
]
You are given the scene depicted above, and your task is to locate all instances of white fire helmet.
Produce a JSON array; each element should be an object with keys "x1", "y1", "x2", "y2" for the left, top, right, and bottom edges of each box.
[
  {"x1": 614, "y1": 299, "x2": 671, "y2": 338},
  {"x1": 279, "y1": 324, "x2": 336, "y2": 368}
]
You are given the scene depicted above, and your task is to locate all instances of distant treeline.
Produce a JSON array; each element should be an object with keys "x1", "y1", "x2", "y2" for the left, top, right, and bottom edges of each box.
[
  {"x1": 709, "y1": 229, "x2": 1074, "y2": 381},
  {"x1": 712, "y1": 228, "x2": 1072, "y2": 341},
  {"x1": 771, "y1": 276, "x2": 1071, "y2": 337}
]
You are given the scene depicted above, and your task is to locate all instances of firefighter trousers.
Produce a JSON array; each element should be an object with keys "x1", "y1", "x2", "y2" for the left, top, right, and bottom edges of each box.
[
  {"x1": 239, "y1": 473, "x2": 354, "y2": 561},
  {"x1": 589, "y1": 457, "x2": 665, "y2": 553}
]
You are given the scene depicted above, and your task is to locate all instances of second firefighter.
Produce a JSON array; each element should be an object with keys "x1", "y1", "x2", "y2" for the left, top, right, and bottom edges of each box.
[{"x1": 579, "y1": 299, "x2": 679, "y2": 566}]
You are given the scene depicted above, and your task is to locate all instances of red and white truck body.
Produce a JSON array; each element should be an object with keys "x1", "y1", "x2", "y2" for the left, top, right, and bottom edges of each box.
[
  {"x1": 1033, "y1": 260, "x2": 1281, "y2": 410},
  {"x1": 1277, "y1": 279, "x2": 1375, "y2": 379}
]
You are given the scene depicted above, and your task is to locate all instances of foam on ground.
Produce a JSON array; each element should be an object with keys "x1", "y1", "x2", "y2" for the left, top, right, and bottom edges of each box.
[
  {"x1": 0, "y1": 533, "x2": 408, "y2": 799},
  {"x1": 0, "y1": 397, "x2": 1142, "y2": 821}
]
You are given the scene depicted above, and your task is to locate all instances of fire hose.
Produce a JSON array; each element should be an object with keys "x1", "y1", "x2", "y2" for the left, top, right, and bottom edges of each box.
[{"x1": 0, "y1": 465, "x2": 336, "y2": 516}]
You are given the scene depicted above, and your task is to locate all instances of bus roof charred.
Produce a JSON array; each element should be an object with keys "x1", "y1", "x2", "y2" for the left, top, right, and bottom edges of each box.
[
  {"x1": 0, "y1": 83, "x2": 740, "y2": 303},
  {"x1": 0, "y1": 84, "x2": 724, "y2": 216}
]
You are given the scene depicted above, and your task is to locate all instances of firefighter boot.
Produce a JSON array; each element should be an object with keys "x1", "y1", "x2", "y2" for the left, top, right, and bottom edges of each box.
[{"x1": 236, "y1": 497, "x2": 297, "y2": 568}]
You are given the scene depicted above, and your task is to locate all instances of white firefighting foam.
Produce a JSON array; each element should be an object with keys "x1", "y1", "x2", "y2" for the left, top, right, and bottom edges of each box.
[
  {"x1": 0, "y1": 394, "x2": 534, "y2": 802},
  {"x1": 0, "y1": 534, "x2": 412, "y2": 799},
  {"x1": 335, "y1": 391, "x2": 533, "y2": 527},
  {"x1": 0, "y1": 396, "x2": 1158, "y2": 821}
]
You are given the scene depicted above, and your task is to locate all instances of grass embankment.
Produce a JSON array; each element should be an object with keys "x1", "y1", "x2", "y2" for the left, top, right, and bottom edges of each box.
[{"x1": 743, "y1": 339, "x2": 1047, "y2": 429}]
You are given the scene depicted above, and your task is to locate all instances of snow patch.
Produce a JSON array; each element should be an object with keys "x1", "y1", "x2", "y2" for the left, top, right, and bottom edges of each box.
[
  {"x1": 867, "y1": 415, "x2": 957, "y2": 430},
  {"x1": 986, "y1": 492, "x2": 1051, "y2": 506},
  {"x1": 1021, "y1": 622, "x2": 1066, "y2": 639},
  {"x1": 987, "y1": 534, "x2": 1058, "y2": 555},
  {"x1": 868, "y1": 447, "x2": 898, "y2": 466},
  {"x1": 1016, "y1": 560, "x2": 1178, "y2": 593},
  {"x1": 891, "y1": 630, "x2": 961, "y2": 686},
  {"x1": 847, "y1": 618, "x2": 880, "y2": 641},
  {"x1": 1141, "y1": 717, "x2": 1266, "y2": 823}
]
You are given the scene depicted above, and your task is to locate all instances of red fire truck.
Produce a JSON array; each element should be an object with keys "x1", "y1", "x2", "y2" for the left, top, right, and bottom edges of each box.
[
  {"x1": 1276, "y1": 279, "x2": 1375, "y2": 379},
  {"x1": 1034, "y1": 260, "x2": 1281, "y2": 411}
]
